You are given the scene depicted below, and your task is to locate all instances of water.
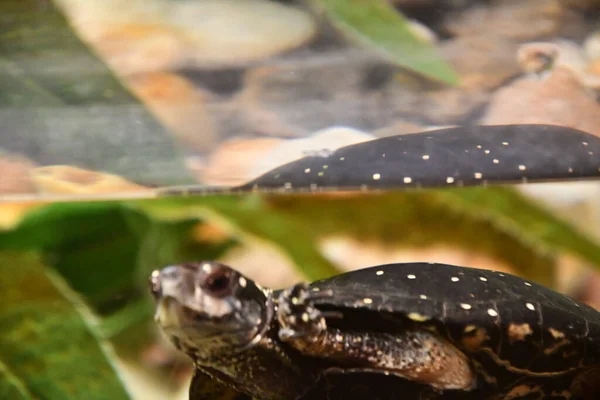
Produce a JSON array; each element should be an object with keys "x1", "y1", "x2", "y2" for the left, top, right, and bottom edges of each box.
[{"x1": 2, "y1": 0, "x2": 600, "y2": 399}]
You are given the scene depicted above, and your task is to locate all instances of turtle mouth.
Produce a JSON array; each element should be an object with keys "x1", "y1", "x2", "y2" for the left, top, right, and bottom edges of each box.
[
  {"x1": 155, "y1": 293, "x2": 275, "y2": 350},
  {"x1": 160, "y1": 323, "x2": 254, "y2": 341}
]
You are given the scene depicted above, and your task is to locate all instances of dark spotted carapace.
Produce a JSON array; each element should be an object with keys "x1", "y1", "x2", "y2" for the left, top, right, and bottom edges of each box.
[
  {"x1": 239, "y1": 124, "x2": 600, "y2": 191},
  {"x1": 305, "y1": 263, "x2": 600, "y2": 398}
]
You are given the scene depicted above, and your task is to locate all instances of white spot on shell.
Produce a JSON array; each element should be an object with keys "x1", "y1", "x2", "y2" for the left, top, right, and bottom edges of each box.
[
  {"x1": 493, "y1": 159, "x2": 499, "y2": 164},
  {"x1": 419, "y1": 294, "x2": 427, "y2": 300},
  {"x1": 407, "y1": 274, "x2": 416, "y2": 280},
  {"x1": 474, "y1": 172, "x2": 483, "y2": 179},
  {"x1": 451, "y1": 277, "x2": 460, "y2": 282},
  {"x1": 518, "y1": 165, "x2": 526, "y2": 171},
  {"x1": 322, "y1": 165, "x2": 328, "y2": 169},
  {"x1": 373, "y1": 173, "x2": 381, "y2": 180},
  {"x1": 446, "y1": 177, "x2": 455, "y2": 183},
  {"x1": 524, "y1": 282, "x2": 532, "y2": 287},
  {"x1": 339, "y1": 157, "x2": 345, "y2": 161},
  {"x1": 460, "y1": 303, "x2": 472, "y2": 310},
  {"x1": 304, "y1": 168, "x2": 310, "y2": 174},
  {"x1": 239, "y1": 277, "x2": 247, "y2": 288},
  {"x1": 476, "y1": 145, "x2": 482, "y2": 149},
  {"x1": 376, "y1": 270, "x2": 384, "y2": 276},
  {"x1": 568, "y1": 168, "x2": 573, "y2": 173},
  {"x1": 403, "y1": 177, "x2": 412, "y2": 183},
  {"x1": 488, "y1": 309, "x2": 498, "y2": 317},
  {"x1": 363, "y1": 298, "x2": 373, "y2": 304},
  {"x1": 502, "y1": 142, "x2": 509, "y2": 146},
  {"x1": 422, "y1": 155, "x2": 430, "y2": 160},
  {"x1": 312, "y1": 287, "x2": 320, "y2": 292},
  {"x1": 479, "y1": 277, "x2": 488, "y2": 282},
  {"x1": 407, "y1": 312, "x2": 430, "y2": 322},
  {"x1": 583, "y1": 142, "x2": 589, "y2": 146},
  {"x1": 201, "y1": 263, "x2": 212, "y2": 272},
  {"x1": 526, "y1": 303, "x2": 535, "y2": 311}
]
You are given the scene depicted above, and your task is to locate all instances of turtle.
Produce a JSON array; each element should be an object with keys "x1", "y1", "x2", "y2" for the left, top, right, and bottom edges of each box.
[{"x1": 149, "y1": 261, "x2": 600, "y2": 399}]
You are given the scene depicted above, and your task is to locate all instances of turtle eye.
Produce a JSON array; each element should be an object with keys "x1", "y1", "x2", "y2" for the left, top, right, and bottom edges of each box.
[{"x1": 201, "y1": 269, "x2": 233, "y2": 298}]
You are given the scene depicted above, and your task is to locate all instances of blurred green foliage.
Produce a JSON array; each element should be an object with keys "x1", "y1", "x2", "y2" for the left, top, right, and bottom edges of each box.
[
  {"x1": 312, "y1": 0, "x2": 459, "y2": 84},
  {"x1": 1, "y1": 187, "x2": 600, "y2": 398}
]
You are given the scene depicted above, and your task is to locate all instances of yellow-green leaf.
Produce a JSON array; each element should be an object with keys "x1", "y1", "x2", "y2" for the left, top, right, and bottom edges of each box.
[
  {"x1": 312, "y1": 0, "x2": 459, "y2": 85},
  {"x1": 0, "y1": 252, "x2": 131, "y2": 400}
]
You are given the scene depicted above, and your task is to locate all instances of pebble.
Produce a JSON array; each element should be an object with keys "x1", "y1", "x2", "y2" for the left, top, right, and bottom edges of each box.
[
  {"x1": 517, "y1": 38, "x2": 600, "y2": 91},
  {"x1": 248, "y1": 127, "x2": 375, "y2": 180},
  {"x1": 126, "y1": 72, "x2": 217, "y2": 153},
  {"x1": 200, "y1": 127, "x2": 375, "y2": 186},
  {"x1": 55, "y1": 0, "x2": 316, "y2": 75},
  {"x1": 239, "y1": 49, "x2": 489, "y2": 131},
  {"x1": 445, "y1": 0, "x2": 567, "y2": 41},
  {"x1": 200, "y1": 138, "x2": 283, "y2": 186},
  {"x1": 30, "y1": 166, "x2": 150, "y2": 194},
  {"x1": 0, "y1": 154, "x2": 37, "y2": 195},
  {"x1": 481, "y1": 67, "x2": 600, "y2": 138},
  {"x1": 517, "y1": 42, "x2": 562, "y2": 74},
  {"x1": 440, "y1": 36, "x2": 520, "y2": 91},
  {"x1": 584, "y1": 31, "x2": 600, "y2": 60},
  {"x1": 174, "y1": 0, "x2": 316, "y2": 68}
]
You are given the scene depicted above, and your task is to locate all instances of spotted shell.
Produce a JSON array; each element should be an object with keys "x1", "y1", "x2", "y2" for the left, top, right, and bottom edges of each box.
[
  {"x1": 239, "y1": 124, "x2": 600, "y2": 191},
  {"x1": 305, "y1": 263, "x2": 600, "y2": 395}
]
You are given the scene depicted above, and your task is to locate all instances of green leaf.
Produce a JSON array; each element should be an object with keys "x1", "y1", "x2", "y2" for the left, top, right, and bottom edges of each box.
[
  {"x1": 438, "y1": 187, "x2": 600, "y2": 269},
  {"x1": 312, "y1": 0, "x2": 459, "y2": 85},
  {"x1": 0, "y1": 201, "x2": 236, "y2": 326},
  {"x1": 258, "y1": 190, "x2": 557, "y2": 286},
  {"x1": 261, "y1": 188, "x2": 600, "y2": 287},
  {"x1": 146, "y1": 187, "x2": 600, "y2": 288},
  {"x1": 0, "y1": 203, "x2": 152, "y2": 313},
  {"x1": 133, "y1": 195, "x2": 343, "y2": 283},
  {"x1": 0, "y1": 252, "x2": 131, "y2": 400},
  {"x1": 0, "y1": 0, "x2": 193, "y2": 185}
]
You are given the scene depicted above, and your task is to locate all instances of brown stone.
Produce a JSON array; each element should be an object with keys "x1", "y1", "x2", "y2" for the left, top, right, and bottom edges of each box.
[
  {"x1": 445, "y1": 0, "x2": 567, "y2": 41},
  {"x1": 126, "y1": 72, "x2": 217, "y2": 153},
  {"x1": 200, "y1": 138, "x2": 283, "y2": 186},
  {"x1": 31, "y1": 165, "x2": 150, "y2": 195},
  {"x1": 92, "y1": 24, "x2": 186, "y2": 75},
  {"x1": 0, "y1": 154, "x2": 37, "y2": 195},
  {"x1": 481, "y1": 67, "x2": 600, "y2": 138},
  {"x1": 441, "y1": 36, "x2": 521, "y2": 91}
]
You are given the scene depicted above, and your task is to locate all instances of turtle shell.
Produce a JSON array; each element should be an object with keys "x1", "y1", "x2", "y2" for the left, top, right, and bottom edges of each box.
[
  {"x1": 238, "y1": 124, "x2": 600, "y2": 191},
  {"x1": 303, "y1": 263, "x2": 600, "y2": 397}
]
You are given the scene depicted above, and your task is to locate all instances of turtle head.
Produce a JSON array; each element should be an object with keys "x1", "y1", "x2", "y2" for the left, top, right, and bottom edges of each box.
[{"x1": 149, "y1": 262, "x2": 273, "y2": 358}]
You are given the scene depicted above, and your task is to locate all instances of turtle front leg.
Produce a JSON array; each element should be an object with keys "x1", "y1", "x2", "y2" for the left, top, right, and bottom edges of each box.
[{"x1": 276, "y1": 283, "x2": 476, "y2": 392}]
